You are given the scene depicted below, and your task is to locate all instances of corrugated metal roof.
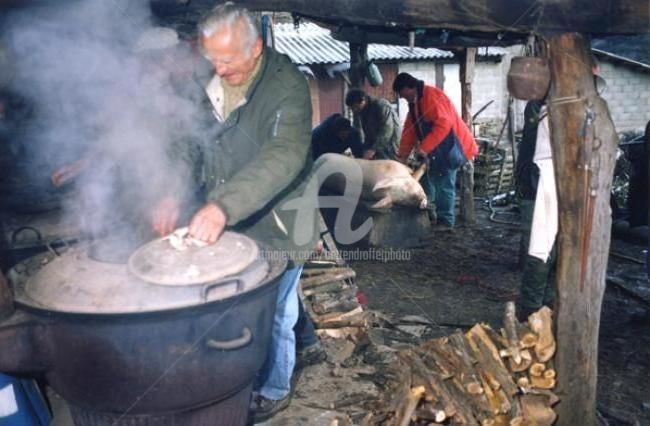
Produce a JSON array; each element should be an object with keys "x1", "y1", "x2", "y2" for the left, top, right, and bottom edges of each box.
[{"x1": 274, "y1": 22, "x2": 467, "y2": 65}]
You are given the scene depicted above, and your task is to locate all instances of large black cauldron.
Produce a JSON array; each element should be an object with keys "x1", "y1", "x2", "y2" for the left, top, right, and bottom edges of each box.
[{"x1": 0, "y1": 234, "x2": 285, "y2": 425}]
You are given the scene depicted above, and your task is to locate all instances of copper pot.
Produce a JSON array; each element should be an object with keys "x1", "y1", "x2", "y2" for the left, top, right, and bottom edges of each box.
[{"x1": 507, "y1": 56, "x2": 551, "y2": 101}]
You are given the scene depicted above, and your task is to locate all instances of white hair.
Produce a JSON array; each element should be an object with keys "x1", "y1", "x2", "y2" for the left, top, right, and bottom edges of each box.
[{"x1": 198, "y1": 2, "x2": 260, "y2": 51}]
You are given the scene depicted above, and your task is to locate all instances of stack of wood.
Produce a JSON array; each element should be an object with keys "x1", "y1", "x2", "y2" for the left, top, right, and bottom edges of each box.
[
  {"x1": 364, "y1": 303, "x2": 558, "y2": 425},
  {"x1": 299, "y1": 218, "x2": 368, "y2": 338}
]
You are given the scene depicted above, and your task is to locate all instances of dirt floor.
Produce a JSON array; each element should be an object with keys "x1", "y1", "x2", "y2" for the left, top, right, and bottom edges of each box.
[
  {"x1": 266, "y1": 205, "x2": 649, "y2": 426},
  {"x1": 46, "y1": 205, "x2": 649, "y2": 426}
]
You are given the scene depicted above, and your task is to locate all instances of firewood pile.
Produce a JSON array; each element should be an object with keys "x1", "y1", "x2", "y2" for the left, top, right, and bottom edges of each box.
[
  {"x1": 299, "y1": 218, "x2": 369, "y2": 336},
  {"x1": 361, "y1": 303, "x2": 559, "y2": 426},
  {"x1": 299, "y1": 261, "x2": 368, "y2": 334}
]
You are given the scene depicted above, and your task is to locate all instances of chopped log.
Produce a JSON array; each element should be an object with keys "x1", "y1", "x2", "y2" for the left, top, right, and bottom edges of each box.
[
  {"x1": 303, "y1": 281, "x2": 350, "y2": 296},
  {"x1": 520, "y1": 394, "x2": 557, "y2": 426},
  {"x1": 529, "y1": 363, "x2": 545, "y2": 377},
  {"x1": 316, "y1": 306, "x2": 363, "y2": 323},
  {"x1": 527, "y1": 389, "x2": 560, "y2": 406},
  {"x1": 529, "y1": 375, "x2": 555, "y2": 390},
  {"x1": 312, "y1": 298, "x2": 360, "y2": 315},
  {"x1": 395, "y1": 385, "x2": 425, "y2": 426},
  {"x1": 301, "y1": 266, "x2": 356, "y2": 277},
  {"x1": 301, "y1": 269, "x2": 356, "y2": 289},
  {"x1": 509, "y1": 416, "x2": 524, "y2": 426},
  {"x1": 482, "y1": 323, "x2": 509, "y2": 349},
  {"x1": 466, "y1": 325, "x2": 519, "y2": 397},
  {"x1": 516, "y1": 376, "x2": 530, "y2": 390},
  {"x1": 316, "y1": 327, "x2": 364, "y2": 339},
  {"x1": 433, "y1": 335, "x2": 494, "y2": 419},
  {"x1": 528, "y1": 307, "x2": 556, "y2": 362},
  {"x1": 314, "y1": 314, "x2": 367, "y2": 329},
  {"x1": 399, "y1": 350, "x2": 479, "y2": 425},
  {"x1": 467, "y1": 382, "x2": 484, "y2": 395},
  {"x1": 415, "y1": 403, "x2": 447, "y2": 423},
  {"x1": 543, "y1": 369, "x2": 556, "y2": 380},
  {"x1": 502, "y1": 302, "x2": 523, "y2": 365},
  {"x1": 516, "y1": 323, "x2": 539, "y2": 349}
]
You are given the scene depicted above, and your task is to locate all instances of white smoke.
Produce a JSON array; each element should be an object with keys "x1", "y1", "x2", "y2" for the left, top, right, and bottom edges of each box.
[{"x1": 3, "y1": 0, "x2": 210, "y2": 242}]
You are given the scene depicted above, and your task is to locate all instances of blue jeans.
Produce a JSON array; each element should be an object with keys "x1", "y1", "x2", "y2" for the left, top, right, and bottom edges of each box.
[
  {"x1": 256, "y1": 265, "x2": 302, "y2": 401},
  {"x1": 419, "y1": 167, "x2": 458, "y2": 226}
]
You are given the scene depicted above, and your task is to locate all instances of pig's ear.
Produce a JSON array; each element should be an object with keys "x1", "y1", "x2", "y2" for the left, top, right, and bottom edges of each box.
[
  {"x1": 370, "y1": 195, "x2": 393, "y2": 209},
  {"x1": 372, "y1": 178, "x2": 396, "y2": 192}
]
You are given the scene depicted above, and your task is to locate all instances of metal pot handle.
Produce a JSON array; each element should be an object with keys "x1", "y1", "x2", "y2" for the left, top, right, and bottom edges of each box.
[
  {"x1": 11, "y1": 226, "x2": 43, "y2": 244},
  {"x1": 201, "y1": 278, "x2": 244, "y2": 302},
  {"x1": 205, "y1": 327, "x2": 252, "y2": 351}
]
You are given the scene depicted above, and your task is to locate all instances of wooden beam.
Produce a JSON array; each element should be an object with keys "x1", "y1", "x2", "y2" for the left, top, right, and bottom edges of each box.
[
  {"x1": 459, "y1": 47, "x2": 476, "y2": 225},
  {"x1": 546, "y1": 32, "x2": 618, "y2": 426},
  {"x1": 202, "y1": 0, "x2": 650, "y2": 36}
]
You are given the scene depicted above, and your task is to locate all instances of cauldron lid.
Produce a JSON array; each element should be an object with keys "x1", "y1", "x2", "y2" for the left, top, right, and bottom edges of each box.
[
  {"x1": 127, "y1": 231, "x2": 259, "y2": 286},
  {"x1": 17, "y1": 232, "x2": 271, "y2": 314}
]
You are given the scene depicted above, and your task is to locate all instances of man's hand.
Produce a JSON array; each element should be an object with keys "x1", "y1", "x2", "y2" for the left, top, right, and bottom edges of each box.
[
  {"x1": 50, "y1": 159, "x2": 90, "y2": 187},
  {"x1": 152, "y1": 196, "x2": 180, "y2": 237},
  {"x1": 362, "y1": 149, "x2": 375, "y2": 160},
  {"x1": 188, "y1": 202, "x2": 227, "y2": 244},
  {"x1": 415, "y1": 148, "x2": 429, "y2": 160}
]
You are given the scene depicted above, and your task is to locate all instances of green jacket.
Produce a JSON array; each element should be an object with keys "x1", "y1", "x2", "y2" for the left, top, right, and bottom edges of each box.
[
  {"x1": 177, "y1": 48, "x2": 318, "y2": 265},
  {"x1": 359, "y1": 96, "x2": 400, "y2": 160}
]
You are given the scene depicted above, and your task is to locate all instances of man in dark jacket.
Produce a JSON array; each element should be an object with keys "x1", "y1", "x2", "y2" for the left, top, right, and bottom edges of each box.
[
  {"x1": 345, "y1": 88, "x2": 400, "y2": 160},
  {"x1": 311, "y1": 113, "x2": 364, "y2": 159},
  {"x1": 151, "y1": 3, "x2": 320, "y2": 422}
]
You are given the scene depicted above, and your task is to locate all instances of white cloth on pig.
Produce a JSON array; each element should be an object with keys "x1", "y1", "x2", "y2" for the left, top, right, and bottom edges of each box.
[{"x1": 528, "y1": 109, "x2": 558, "y2": 263}]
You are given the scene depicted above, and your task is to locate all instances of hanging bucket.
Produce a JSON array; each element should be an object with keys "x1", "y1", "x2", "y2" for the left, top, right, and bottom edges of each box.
[{"x1": 507, "y1": 56, "x2": 550, "y2": 100}]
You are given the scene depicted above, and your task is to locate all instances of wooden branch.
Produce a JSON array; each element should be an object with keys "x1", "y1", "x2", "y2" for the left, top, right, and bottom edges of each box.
[{"x1": 528, "y1": 307, "x2": 556, "y2": 362}]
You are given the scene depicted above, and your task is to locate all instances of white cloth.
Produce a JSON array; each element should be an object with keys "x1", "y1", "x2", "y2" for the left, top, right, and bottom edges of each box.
[{"x1": 528, "y1": 109, "x2": 558, "y2": 262}]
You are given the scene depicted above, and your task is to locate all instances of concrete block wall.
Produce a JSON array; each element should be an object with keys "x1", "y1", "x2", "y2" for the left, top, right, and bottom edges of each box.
[{"x1": 599, "y1": 61, "x2": 650, "y2": 132}]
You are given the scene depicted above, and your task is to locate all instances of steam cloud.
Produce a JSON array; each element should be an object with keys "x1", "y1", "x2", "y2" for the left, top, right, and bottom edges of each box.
[{"x1": 3, "y1": 0, "x2": 211, "y2": 242}]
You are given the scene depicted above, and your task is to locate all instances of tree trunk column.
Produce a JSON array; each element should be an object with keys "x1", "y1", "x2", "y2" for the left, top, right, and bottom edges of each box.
[
  {"x1": 546, "y1": 33, "x2": 618, "y2": 426},
  {"x1": 459, "y1": 47, "x2": 476, "y2": 225}
]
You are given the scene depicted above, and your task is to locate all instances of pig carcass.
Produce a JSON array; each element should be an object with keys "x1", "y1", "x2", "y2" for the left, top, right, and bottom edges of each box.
[{"x1": 313, "y1": 153, "x2": 428, "y2": 209}]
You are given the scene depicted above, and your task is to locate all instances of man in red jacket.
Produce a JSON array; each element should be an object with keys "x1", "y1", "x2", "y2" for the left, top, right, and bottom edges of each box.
[{"x1": 393, "y1": 72, "x2": 478, "y2": 228}]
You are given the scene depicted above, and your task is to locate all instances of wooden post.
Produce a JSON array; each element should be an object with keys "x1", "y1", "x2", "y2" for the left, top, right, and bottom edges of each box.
[
  {"x1": 459, "y1": 47, "x2": 476, "y2": 225},
  {"x1": 434, "y1": 63, "x2": 445, "y2": 89},
  {"x1": 349, "y1": 42, "x2": 367, "y2": 130},
  {"x1": 546, "y1": 33, "x2": 618, "y2": 426},
  {"x1": 349, "y1": 42, "x2": 367, "y2": 88}
]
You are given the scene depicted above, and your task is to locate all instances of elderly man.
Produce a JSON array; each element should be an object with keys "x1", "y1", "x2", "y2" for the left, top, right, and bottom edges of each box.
[
  {"x1": 344, "y1": 88, "x2": 400, "y2": 160},
  {"x1": 151, "y1": 3, "x2": 319, "y2": 422},
  {"x1": 393, "y1": 72, "x2": 478, "y2": 229}
]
